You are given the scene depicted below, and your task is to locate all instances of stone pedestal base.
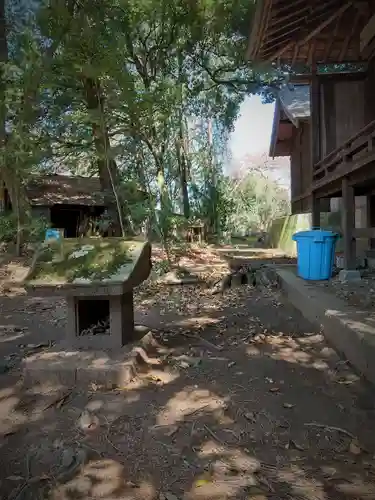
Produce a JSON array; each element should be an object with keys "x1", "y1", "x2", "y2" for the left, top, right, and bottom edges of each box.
[
  {"x1": 338, "y1": 269, "x2": 361, "y2": 282},
  {"x1": 66, "y1": 291, "x2": 134, "y2": 350},
  {"x1": 22, "y1": 342, "x2": 138, "y2": 389}
]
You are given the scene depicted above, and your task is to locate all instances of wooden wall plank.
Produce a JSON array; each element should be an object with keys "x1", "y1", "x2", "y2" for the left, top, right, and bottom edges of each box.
[
  {"x1": 334, "y1": 80, "x2": 365, "y2": 146},
  {"x1": 342, "y1": 177, "x2": 356, "y2": 269}
]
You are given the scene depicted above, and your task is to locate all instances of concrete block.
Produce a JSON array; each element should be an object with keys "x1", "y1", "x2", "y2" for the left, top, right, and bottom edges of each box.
[
  {"x1": 66, "y1": 291, "x2": 135, "y2": 350},
  {"x1": 338, "y1": 269, "x2": 361, "y2": 282},
  {"x1": 23, "y1": 342, "x2": 138, "y2": 389},
  {"x1": 276, "y1": 266, "x2": 375, "y2": 385}
]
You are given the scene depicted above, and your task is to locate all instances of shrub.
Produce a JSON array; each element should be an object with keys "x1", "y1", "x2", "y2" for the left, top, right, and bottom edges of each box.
[{"x1": 0, "y1": 213, "x2": 49, "y2": 244}]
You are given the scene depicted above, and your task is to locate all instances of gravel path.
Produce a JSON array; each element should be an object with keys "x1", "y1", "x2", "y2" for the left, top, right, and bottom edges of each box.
[{"x1": 0, "y1": 253, "x2": 375, "y2": 499}]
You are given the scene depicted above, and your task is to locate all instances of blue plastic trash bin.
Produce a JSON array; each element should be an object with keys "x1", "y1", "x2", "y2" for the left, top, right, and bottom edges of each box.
[{"x1": 292, "y1": 230, "x2": 338, "y2": 280}]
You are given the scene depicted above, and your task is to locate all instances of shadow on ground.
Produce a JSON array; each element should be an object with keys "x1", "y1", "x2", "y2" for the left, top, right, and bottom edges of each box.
[{"x1": 0, "y1": 281, "x2": 375, "y2": 500}]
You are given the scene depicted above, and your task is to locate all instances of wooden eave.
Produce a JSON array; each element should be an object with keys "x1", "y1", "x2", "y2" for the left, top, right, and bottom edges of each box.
[
  {"x1": 247, "y1": 0, "x2": 373, "y2": 65},
  {"x1": 269, "y1": 103, "x2": 294, "y2": 158},
  {"x1": 269, "y1": 99, "x2": 281, "y2": 157}
]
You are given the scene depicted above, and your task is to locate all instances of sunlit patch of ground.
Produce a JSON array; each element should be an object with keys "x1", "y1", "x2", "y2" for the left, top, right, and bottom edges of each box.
[{"x1": 0, "y1": 244, "x2": 374, "y2": 499}]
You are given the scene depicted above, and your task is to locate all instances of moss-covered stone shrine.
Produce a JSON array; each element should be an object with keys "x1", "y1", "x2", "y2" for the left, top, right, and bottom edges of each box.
[{"x1": 24, "y1": 238, "x2": 152, "y2": 349}]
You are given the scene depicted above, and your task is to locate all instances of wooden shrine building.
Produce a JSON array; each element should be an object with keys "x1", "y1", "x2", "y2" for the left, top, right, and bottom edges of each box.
[
  {"x1": 248, "y1": 0, "x2": 375, "y2": 273},
  {"x1": 269, "y1": 84, "x2": 313, "y2": 214}
]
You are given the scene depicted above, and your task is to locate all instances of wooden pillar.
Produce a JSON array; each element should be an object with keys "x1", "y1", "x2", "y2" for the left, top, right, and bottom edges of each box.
[
  {"x1": 312, "y1": 193, "x2": 320, "y2": 228},
  {"x1": 322, "y1": 81, "x2": 336, "y2": 154},
  {"x1": 368, "y1": 195, "x2": 375, "y2": 249},
  {"x1": 341, "y1": 178, "x2": 356, "y2": 269},
  {"x1": 111, "y1": 291, "x2": 135, "y2": 346},
  {"x1": 310, "y1": 62, "x2": 321, "y2": 228}
]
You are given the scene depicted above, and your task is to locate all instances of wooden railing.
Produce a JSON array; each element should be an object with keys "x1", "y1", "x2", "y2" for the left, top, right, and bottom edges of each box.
[{"x1": 312, "y1": 119, "x2": 375, "y2": 188}]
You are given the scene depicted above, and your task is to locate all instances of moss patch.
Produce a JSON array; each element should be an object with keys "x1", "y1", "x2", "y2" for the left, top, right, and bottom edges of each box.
[{"x1": 27, "y1": 238, "x2": 139, "y2": 285}]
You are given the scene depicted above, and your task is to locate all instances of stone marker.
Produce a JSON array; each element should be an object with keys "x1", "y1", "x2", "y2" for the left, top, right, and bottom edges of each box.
[{"x1": 24, "y1": 238, "x2": 152, "y2": 350}]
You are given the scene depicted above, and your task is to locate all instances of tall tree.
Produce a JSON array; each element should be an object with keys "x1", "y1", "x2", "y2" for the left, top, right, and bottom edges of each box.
[{"x1": 1, "y1": 0, "x2": 286, "y2": 249}]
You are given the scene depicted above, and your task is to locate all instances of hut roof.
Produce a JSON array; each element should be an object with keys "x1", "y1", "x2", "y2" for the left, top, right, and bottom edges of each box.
[
  {"x1": 26, "y1": 175, "x2": 148, "y2": 207},
  {"x1": 26, "y1": 175, "x2": 105, "y2": 206}
]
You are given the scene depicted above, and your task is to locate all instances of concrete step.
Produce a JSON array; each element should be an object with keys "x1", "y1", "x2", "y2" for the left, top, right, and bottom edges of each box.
[{"x1": 276, "y1": 266, "x2": 375, "y2": 385}]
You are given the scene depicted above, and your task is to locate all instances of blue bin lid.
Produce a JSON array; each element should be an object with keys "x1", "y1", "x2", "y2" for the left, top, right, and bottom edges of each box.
[{"x1": 292, "y1": 230, "x2": 338, "y2": 241}]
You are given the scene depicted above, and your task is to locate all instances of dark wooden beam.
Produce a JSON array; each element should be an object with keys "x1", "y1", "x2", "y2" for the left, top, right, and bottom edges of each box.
[
  {"x1": 247, "y1": 0, "x2": 272, "y2": 60},
  {"x1": 368, "y1": 195, "x2": 375, "y2": 248},
  {"x1": 312, "y1": 193, "x2": 321, "y2": 228},
  {"x1": 268, "y1": 5, "x2": 310, "y2": 30},
  {"x1": 297, "y1": 2, "x2": 353, "y2": 48},
  {"x1": 289, "y1": 70, "x2": 366, "y2": 86},
  {"x1": 310, "y1": 65, "x2": 321, "y2": 166},
  {"x1": 267, "y1": 2, "x2": 340, "y2": 39},
  {"x1": 341, "y1": 177, "x2": 356, "y2": 269},
  {"x1": 315, "y1": 182, "x2": 342, "y2": 198},
  {"x1": 269, "y1": 40, "x2": 295, "y2": 61},
  {"x1": 258, "y1": 0, "x2": 274, "y2": 57},
  {"x1": 360, "y1": 12, "x2": 375, "y2": 54},
  {"x1": 270, "y1": 0, "x2": 307, "y2": 18},
  {"x1": 364, "y1": 58, "x2": 375, "y2": 124},
  {"x1": 308, "y1": 39, "x2": 316, "y2": 66},
  {"x1": 353, "y1": 227, "x2": 375, "y2": 238},
  {"x1": 311, "y1": 62, "x2": 321, "y2": 228},
  {"x1": 324, "y1": 10, "x2": 344, "y2": 61},
  {"x1": 339, "y1": 11, "x2": 361, "y2": 62},
  {"x1": 313, "y1": 150, "x2": 375, "y2": 191},
  {"x1": 291, "y1": 43, "x2": 299, "y2": 65},
  {"x1": 322, "y1": 81, "x2": 336, "y2": 155},
  {"x1": 263, "y1": 29, "x2": 300, "y2": 50}
]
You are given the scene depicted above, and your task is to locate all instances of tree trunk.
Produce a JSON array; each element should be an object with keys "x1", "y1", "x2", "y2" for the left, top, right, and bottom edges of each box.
[
  {"x1": 207, "y1": 119, "x2": 217, "y2": 234},
  {"x1": 0, "y1": 0, "x2": 30, "y2": 255},
  {"x1": 177, "y1": 123, "x2": 190, "y2": 219},
  {"x1": 83, "y1": 77, "x2": 131, "y2": 236},
  {"x1": 176, "y1": 142, "x2": 189, "y2": 219}
]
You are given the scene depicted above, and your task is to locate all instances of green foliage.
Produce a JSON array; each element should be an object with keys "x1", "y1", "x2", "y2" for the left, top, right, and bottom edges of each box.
[
  {"x1": 0, "y1": 214, "x2": 18, "y2": 243},
  {"x1": 28, "y1": 238, "x2": 135, "y2": 284},
  {"x1": 0, "y1": 213, "x2": 49, "y2": 244},
  {"x1": 1, "y1": 0, "x2": 289, "y2": 252},
  {"x1": 220, "y1": 171, "x2": 290, "y2": 236}
]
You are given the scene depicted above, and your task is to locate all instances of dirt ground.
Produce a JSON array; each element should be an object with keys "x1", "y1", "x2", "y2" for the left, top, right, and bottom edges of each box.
[
  {"x1": 315, "y1": 269, "x2": 375, "y2": 314},
  {"x1": 0, "y1": 246, "x2": 375, "y2": 500}
]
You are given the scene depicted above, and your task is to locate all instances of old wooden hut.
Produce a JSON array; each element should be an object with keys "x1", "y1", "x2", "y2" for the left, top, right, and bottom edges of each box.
[
  {"x1": 1, "y1": 175, "x2": 106, "y2": 237},
  {"x1": 248, "y1": 0, "x2": 375, "y2": 273}
]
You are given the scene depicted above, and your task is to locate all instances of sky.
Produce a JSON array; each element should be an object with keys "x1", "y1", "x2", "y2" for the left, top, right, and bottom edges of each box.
[
  {"x1": 228, "y1": 94, "x2": 290, "y2": 188},
  {"x1": 229, "y1": 95, "x2": 275, "y2": 161}
]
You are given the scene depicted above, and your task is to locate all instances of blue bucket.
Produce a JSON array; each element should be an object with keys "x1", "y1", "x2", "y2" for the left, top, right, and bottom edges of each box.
[
  {"x1": 45, "y1": 228, "x2": 62, "y2": 242},
  {"x1": 292, "y1": 230, "x2": 338, "y2": 280}
]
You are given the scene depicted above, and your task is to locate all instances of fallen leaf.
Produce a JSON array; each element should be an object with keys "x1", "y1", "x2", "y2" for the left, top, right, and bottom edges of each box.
[
  {"x1": 61, "y1": 448, "x2": 76, "y2": 468},
  {"x1": 269, "y1": 387, "x2": 280, "y2": 393},
  {"x1": 195, "y1": 479, "x2": 211, "y2": 487},
  {"x1": 160, "y1": 493, "x2": 180, "y2": 500},
  {"x1": 77, "y1": 410, "x2": 100, "y2": 432},
  {"x1": 246, "y1": 485, "x2": 269, "y2": 499},
  {"x1": 283, "y1": 403, "x2": 295, "y2": 409},
  {"x1": 244, "y1": 412, "x2": 257, "y2": 423},
  {"x1": 349, "y1": 440, "x2": 362, "y2": 455},
  {"x1": 29, "y1": 474, "x2": 50, "y2": 484},
  {"x1": 4, "y1": 430, "x2": 17, "y2": 437},
  {"x1": 166, "y1": 425, "x2": 179, "y2": 437},
  {"x1": 285, "y1": 440, "x2": 305, "y2": 451}
]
